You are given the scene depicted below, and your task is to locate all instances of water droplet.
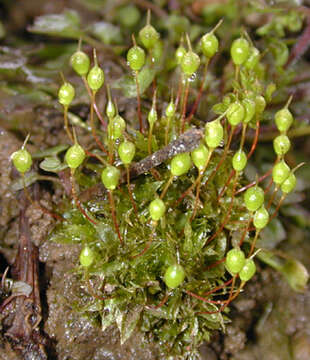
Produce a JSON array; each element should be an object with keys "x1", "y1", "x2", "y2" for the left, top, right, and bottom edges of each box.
[{"x1": 189, "y1": 73, "x2": 197, "y2": 82}]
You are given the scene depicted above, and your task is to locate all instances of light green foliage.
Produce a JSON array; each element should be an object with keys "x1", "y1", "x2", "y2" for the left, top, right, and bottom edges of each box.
[{"x1": 16, "y1": 4, "x2": 308, "y2": 358}]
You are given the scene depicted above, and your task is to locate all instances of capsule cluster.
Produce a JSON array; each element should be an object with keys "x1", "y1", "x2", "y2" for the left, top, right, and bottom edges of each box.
[{"x1": 10, "y1": 14, "x2": 303, "y2": 354}]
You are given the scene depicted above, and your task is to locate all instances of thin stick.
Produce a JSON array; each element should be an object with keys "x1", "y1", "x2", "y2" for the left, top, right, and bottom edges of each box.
[
  {"x1": 82, "y1": 76, "x2": 108, "y2": 130},
  {"x1": 186, "y1": 58, "x2": 210, "y2": 123},
  {"x1": 204, "y1": 126, "x2": 235, "y2": 189},
  {"x1": 85, "y1": 149, "x2": 108, "y2": 166},
  {"x1": 174, "y1": 72, "x2": 183, "y2": 113},
  {"x1": 135, "y1": 70, "x2": 143, "y2": 134},
  {"x1": 108, "y1": 190, "x2": 123, "y2": 245},
  {"x1": 203, "y1": 278, "x2": 233, "y2": 296},
  {"x1": 132, "y1": 222, "x2": 157, "y2": 259},
  {"x1": 217, "y1": 170, "x2": 235, "y2": 202},
  {"x1": 196, "y1": 280, "x2": 245, "y2": 315},
  {"x1": 64, "y1": 107, "x2": 74, "y2": 143},
  {"x1": 148, "y1": 124, "x2": 153, "y2": 155},
  {"x1": 217, "y1": 120, "x2": 260, "y2": 202},
  {"x1": 204, "y1": 257, "x2": 226, "y2": 271},
  {"x1": 249, "y1": 229, "x2": 260, "y2": 257},
  {"x1": 146, "y1": 292, "x2": 169, "y2": 310},
  {"x1": 247, "y1": 120, "x2": 260, "y2": 159},
  {"x1": 190, "y1": 149, "x2": 213, "y2": 221},
  {"x1": 180, "y1": 77, "x2": 190, "y2": 133},
  {"x1": 165, "y1": 116, "x2": 171, "y2": 146},
  {"x1": 160, "y1": 174, "x2": 174, "y2": 200},
  {"x1": 269, "y1": 194, "x2": 285, "y2": 222},
  {"x1": 267, "y1": 186, "x2": 279, "y2": 210},
  {"x1": 174, "y1": 148, "x2": 214, "y2": 207},
  {"x1": 205, "y1": 174, "x2": 238, "y2": 247},
  {"x1": 235, "y1": 167, "x2": 273, "y2": 195},
  {"x1": 22, "y1": 174, "x2": 63, "y2": 221},
  {"x1": 70, "y1": 170, "x2": 97, "y2": 225},
  {"x1": 240, "y1": 123, "x2": 247, "y2": 150},
  {"x1": 239, "y1": 215, "x2": 252, "y2": 247},
  {"x1": 90, "y1": 92, "x2": 109, "y2": 155},
  {"x1": 186, "y1": 290, "x2": 227, "y2": 304},
  {"x1": 126, "y1": 166, "x2": 138, "y2": 216},
  {"x1": 1, "y1": 267, "x2": 9, "y2": 290}
]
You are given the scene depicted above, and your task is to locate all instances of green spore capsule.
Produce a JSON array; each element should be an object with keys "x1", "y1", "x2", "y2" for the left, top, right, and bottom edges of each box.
[
  {"x1": 232, "y1": 149, "x2": 247, "y2": 171},
  {"x1": 225, "y1": 248, "x2": 246, "y2": 275},
  {"x1": 181, "y1": 50, "x2": 200, "y2": 76},
  {"x1": 255, "y1": 95, "x2": 266, "y2": 115},
  {"x1": 227, "y1": 101, "x2": 245, "y2": 126},
  {"x1": 79, "y1": 246, "x2": 95, "y2": 267},
  {"x1": 101, "y1": 166, "x2": 120, "y2": 190},
  {"x1": 242, "y1": 98, "x2": 256, "y2": 124},
  {"x1": 244, "y1": 47, "x2": 260, "y2": 70},
  {"x1": 191, "y1": 143, "x2": 209, "y2": 171},
  {"x1": 253, "y1": 205, "x2": 269, "y2": 229},
  {"x1": 230, "y1": 38, "x2": 250, "y2": 65},
  {"x1": 108, "y1": 114, "x2": 126, "y2": 140},
  {"x1": 165, "y1": 101, "x2": 176, "y2": 118},
  {"x1": 106, "y1": 99, "x2": 116, "y2": 119},
  {"x1": 148, "y1": 107, "x2": 157, "y2": 127},
  {"x1": 127, "y1": 45, "x2": 145, "y2": 71},
  {"x1": 204, "y1": 119, "x2": 223, "y2": 149},
  {"x1": 139, "y1": 24, "x2": 160, "y2": 50},
  {"x1": 149, "y1": 198, "x2": 166, "y2": 221},
  {"x1": 117, "y1": 5, "x2": 140, "y2": 28},
  {"x1": 58, "y1": 82, "x2": 75, "y2": 107},
  {"x1": 164, "y1": 264, "x2": 185, "y2": 289},
  {"x1": 275, "y1": 108, "x2": 294, "y2": 133},
  {"x1": 70, "y1": 50, "x2": 90, "y2": 76},
  {"x1": 239, "y1": 259, "x2": 256, "y2": 282},
  {"x1": 11, "y1": 149, "x2": 32, "y2": 174},
  {"x1": 244, "y1": 186, "x2": 264, "y2": 212},
  {"x1": 87, "y1": 65, "x2": 105, "y2": 91},
  {"x1": 65, "y1": 143, "x2": 86, "y2": 169},
  {"x1": 118, "y1": 141, "x2": 136, "y2": 165},
  {"x1": 273, "y1": 134, "x2": 291, "y2": 156},
  {"x1": 175, "y1": 45, "x2": 186, "y2": 65},
  {"x1": 272, "y1": 160, "x2": 290, "y2": 185},
  {"x1": 171, "y1": 153, "x2": 192, "y2": 176},
  {"x1": 281, "y1": 172, "x2": 297, "y2": 194},
  {"x1": 201, "y1": 32, "x2": 219, "y2": 58}
]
